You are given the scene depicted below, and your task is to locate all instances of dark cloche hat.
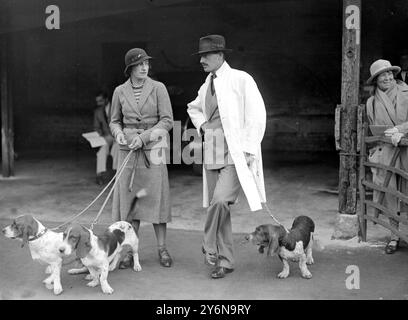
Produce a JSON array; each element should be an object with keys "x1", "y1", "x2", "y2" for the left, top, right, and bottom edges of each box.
[
  {"x1": 193, "y1": 34, "x2": 232, "y2": 55},
  {"x1": 124, "y1": 48, "x2": 152, "y2": 76}
]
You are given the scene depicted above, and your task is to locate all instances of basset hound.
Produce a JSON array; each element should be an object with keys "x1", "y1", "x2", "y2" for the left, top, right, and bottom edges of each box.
[
  {"x1": 59, "y1": 190, "x2": 145, "y2": 294},
  {"x1": 246, "y1": 216, "x2": 315, "y2": 279},
  {"x1": 2, "y1": 215, "x2": 64, "y2": 295}
]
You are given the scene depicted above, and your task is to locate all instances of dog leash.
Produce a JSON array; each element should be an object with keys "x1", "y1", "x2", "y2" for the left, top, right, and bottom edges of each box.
[
  {"x1": 128, "y1": 149, "x2": 150, "y2": 192},
  {"x1": 89, "y1": 148, "x2": 136, "y2": 230},
  {"x1": 249, "y1": 161, "x2": 290, "y2": 233},
  {"x1": 50, "y1": 149, "x2": 135, "y2": 231}
]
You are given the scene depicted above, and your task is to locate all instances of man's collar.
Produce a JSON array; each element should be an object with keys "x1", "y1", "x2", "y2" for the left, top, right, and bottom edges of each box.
[{"x1": 212, "y1": 61, "x2": 230, "y2": 78}]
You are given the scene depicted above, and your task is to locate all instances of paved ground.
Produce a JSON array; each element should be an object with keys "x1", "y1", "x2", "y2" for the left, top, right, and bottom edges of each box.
[
  {"x1": 0, "y1": 155, "x2": 407, "y2": 299},
  {"x1": 0, "y1": 155, "x2": 394, "y2": 240}
]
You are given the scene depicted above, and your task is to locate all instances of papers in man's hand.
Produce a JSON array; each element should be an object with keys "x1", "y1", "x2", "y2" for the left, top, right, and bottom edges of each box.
[{"x1": 82, "y1": 131, "x2": 107, "y2": 148}]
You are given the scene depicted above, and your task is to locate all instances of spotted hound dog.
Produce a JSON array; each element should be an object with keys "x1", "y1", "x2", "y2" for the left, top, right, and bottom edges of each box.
[
  {"x1": 59, "y1": 191, "x2": 145, "y2": 294},
  {"x1": 2, "y1": 215, "x2": 64, "y2": 295},
  {"x1": 246, "y1": 216, "x2": 315, "y2": 279}
]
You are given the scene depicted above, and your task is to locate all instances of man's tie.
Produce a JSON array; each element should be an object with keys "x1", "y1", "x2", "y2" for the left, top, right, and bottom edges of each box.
[{"x1": 210, "y1": 73, "x2": 217, "y2": 96}]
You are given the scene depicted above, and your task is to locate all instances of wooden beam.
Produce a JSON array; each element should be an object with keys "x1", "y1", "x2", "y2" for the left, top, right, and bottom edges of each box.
[
  {"x1": 1, "y1": 35, "x2": 14, "y2": 177},
  {"x1": 338, "y1": 0, "x2": 361, "y2": 214}
]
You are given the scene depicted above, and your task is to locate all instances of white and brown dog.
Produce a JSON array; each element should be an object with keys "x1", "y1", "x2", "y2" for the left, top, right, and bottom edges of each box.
[
  {"x1": 2, "y1": 215, "x2": 64, "y2": 295},
  {"x1": 59, "y1": 219, "x2": 141, "y2": 294},
  {"x1": 246, "y1": 216, "x2": 315, "y2": 279}
]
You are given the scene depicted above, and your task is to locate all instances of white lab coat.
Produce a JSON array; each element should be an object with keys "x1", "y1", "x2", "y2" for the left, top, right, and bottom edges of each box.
[{"x1": 187, "y1": 62, "x2": 266, "y2": 211}]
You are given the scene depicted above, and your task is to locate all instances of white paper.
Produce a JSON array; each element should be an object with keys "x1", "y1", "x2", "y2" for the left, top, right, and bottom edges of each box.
[{"x1": 82, "y1": 131, "x2": 107, "y2": 148}]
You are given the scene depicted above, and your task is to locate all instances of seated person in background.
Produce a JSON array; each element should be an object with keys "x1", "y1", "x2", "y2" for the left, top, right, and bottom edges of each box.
[{"x1": 94, "y1": 90, "x2": 118, "y2": 185}]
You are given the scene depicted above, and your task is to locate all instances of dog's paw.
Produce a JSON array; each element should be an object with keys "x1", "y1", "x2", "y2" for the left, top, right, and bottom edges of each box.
[
  {"x1": 301, "y1": 270, "x2": 312, "y2": 279},
  {"x1": 68, "y1": 267, "x2": 88, "y2": 275},
  {"x1": 43, "y1": 277, "x2": 53, "y2": 286},
  {"x1": 45, "y1": 266, "x2": 52, "y2": 274},
  {"x1": 44, "y1": 282, "x2": 54, "y2": 290},
  {"x1": 68, "y1": 268, "x2": 80, "y2": 275},
  {"x1": 53, "y1": 286, "x2": 63, "y2": 295},
  {"x1": 84, "y1": 274, "x2": 94, "y2": 281},
  {"x1": 277, "y1": 270, "x2": 289, "y2": 279},
  {"x1": 133, "y1": 264, "x2": 142, "y2": 272},
  {"x1": 306, "y1": 256, "x2": 314, "y2": 265},
  {"x1": 102, "y1": 285, "x2": 114, "y2": 295},
  {"x1": 108, "y1": 264, "x2": 117, "y2": 272},
  {"x1": 87, "y1": 280, "x2": 99, "y2": 287}
]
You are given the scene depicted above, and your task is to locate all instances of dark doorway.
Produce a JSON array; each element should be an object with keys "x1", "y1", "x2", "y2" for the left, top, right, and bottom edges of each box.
[{"x1": 101, "y1": 42, "x2": 147, "y2": 94}]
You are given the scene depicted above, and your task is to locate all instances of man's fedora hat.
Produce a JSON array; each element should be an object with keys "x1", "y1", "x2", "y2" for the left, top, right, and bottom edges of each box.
[
  {"x1": 367, "y1": 59, "x2": 401, "y2": 84},
  {"x1": 124, "y1": 48, "x2": 152, "y2": 76},
  {"x1": 193, "y1": 34, "x2": 232, "y2": 55}
]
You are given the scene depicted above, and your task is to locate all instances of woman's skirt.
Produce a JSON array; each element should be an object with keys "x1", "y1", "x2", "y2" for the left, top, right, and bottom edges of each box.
[{"x1": 112, "y1": 148, "x2": 171, "y2": 224}]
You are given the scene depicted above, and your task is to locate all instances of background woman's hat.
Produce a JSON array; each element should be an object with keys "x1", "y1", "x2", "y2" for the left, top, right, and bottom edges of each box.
[
  {"x1": 124, "y1": 48, "x2": 152, "y2": 76},
  {"x1": 193, "y1": 35, "x2": 232, "y2": 55},
  {"x1": 367, "y1": 59, "x2": 401, "y2": 84}
]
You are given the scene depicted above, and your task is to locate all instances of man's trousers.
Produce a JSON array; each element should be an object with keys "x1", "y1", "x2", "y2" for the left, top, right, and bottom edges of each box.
[
  {"x1": 203, "y1": 165, "x2": 241, "y2": 269},
  {"x1": 96, "y1": 135, "x2": 119, "y2": 174}
]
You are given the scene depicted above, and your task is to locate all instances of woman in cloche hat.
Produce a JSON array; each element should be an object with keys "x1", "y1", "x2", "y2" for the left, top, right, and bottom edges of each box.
[
  {"x1": 110, "y1": 48, "x2": 174, "y2": 267},
  {"x1": 366, "y1": 59, "x2": 408, "y2": 254}
]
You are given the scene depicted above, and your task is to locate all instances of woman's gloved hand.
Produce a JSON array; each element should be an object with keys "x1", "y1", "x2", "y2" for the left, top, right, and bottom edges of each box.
[
  {"x1": 129, "y1": 135, "x2": 143, "y2": 150},
  {"x1": 116, "y1": 132, "x2": 128, "y2": 145},
  {"x1": 391, "y1": 132, "x2": 404, "y2": 147},
  {"x1": 384, "y1": 127, "x2": 399, "y2": 136}
]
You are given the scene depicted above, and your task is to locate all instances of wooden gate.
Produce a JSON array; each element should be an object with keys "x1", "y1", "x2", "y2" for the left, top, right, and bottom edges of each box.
[{"x1": 358, "y1": 105, "x2": 408, "y2": 242}]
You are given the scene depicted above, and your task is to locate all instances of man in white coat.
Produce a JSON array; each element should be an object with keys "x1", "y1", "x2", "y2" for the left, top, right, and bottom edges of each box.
[{"x1": 187, "y1": 35, "x2": 267, "y2": 279}]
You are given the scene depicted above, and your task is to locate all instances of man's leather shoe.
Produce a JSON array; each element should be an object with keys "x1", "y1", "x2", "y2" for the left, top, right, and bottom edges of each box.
[{"x1": 211, "y1": 266, "x2": 234, "y2": 279}]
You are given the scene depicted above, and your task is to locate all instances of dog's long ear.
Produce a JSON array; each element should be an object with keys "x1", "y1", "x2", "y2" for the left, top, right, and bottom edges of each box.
[
  {"x1": 20, "y1": 224, "x2": 32, "y2": 248},
  {"x1": 76, "y1": 227, "x2": 92, "y2": 259},
  {"x1": 266, "y1": 226, "x2": 280, "y2": 257}
]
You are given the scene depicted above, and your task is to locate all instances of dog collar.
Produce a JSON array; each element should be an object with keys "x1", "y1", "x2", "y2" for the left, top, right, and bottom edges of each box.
[{"x1": 28, "y1": 228, "x2": 48, "y2": 242}]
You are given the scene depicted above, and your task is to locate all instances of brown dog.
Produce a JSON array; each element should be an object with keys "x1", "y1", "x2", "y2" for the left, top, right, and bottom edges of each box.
[{"x1": 246, "y1": 216, "x2": 315, "y2": 279}]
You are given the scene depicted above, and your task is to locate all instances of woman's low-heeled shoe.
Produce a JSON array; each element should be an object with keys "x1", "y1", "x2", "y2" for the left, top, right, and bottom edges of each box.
[
  {"x1": 158, "y1": 247, "x2": 173, "y2": 267},
  {"x1": 385, "y1": 240, "x2": 399, "y2": 254}
]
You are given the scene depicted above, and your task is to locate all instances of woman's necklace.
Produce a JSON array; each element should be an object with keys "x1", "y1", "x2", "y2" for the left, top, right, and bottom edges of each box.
[{"x1": 131, "y1": 77, "x2": 145, "y2": 88}]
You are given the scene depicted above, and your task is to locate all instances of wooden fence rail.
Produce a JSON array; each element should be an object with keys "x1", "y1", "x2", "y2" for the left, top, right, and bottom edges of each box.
[{"x1": 359, "y1": 109, "x2": 408, "y2": 243}]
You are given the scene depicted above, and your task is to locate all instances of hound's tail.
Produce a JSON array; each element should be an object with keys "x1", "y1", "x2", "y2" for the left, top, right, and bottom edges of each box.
[{"x1": 125, "y1": 189, "x2": 147, "y2": 222}]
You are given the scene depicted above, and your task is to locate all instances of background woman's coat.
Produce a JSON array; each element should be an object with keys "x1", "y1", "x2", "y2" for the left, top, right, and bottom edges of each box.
[
  {"x1": 366, "y1": 81, "x2": 408, "y2": 212},
  {"x1": 110, "y1": 77, "x2": 173, "y2": 223}
]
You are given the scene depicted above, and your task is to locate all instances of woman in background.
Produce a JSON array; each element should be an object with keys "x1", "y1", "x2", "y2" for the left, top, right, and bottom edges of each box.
[{"x1": 366, "y1": 59, "x2": 408, "y2": 254}]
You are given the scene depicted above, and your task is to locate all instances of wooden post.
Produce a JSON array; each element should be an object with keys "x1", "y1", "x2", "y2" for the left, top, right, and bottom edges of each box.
[
  {"x1": 338, "y1": 0, "x2": 361, "y2": 214},
  {"x1": 358, "y1": 104, "x2": 367, "y2": 241},
  {"x1": 1, "y1": 35, "x2": 14, "y2": 177}
]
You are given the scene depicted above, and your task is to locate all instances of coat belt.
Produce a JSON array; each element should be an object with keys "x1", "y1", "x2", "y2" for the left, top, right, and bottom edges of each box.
[{"x1": 124, "y1": 122, "x2": 157, "y2": 130}]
